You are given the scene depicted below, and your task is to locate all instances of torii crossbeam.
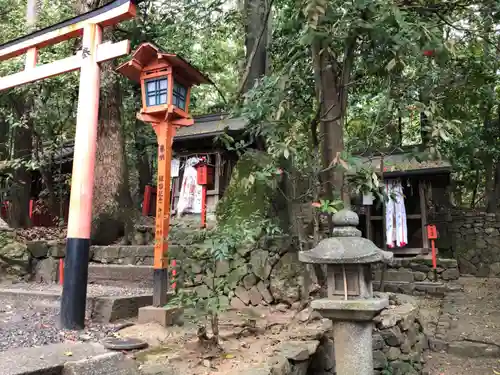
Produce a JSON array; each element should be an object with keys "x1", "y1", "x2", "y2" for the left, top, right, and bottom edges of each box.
[{"x1": 0, "y1": 0, "x2": 137, "y2": 329}]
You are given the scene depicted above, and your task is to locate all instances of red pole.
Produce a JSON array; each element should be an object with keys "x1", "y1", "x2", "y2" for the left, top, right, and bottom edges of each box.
[
  {"x1": 143, "y1": 185, "x2": 152, "y2": 216},
  {"x1": 152, "y1": 122, "x2": 175, "y2": 307},
  {"x1": 59, "y1": 259, "x2": 64, "y2": 285},
  {"x1": 201, "y1": 185, "x2": 207, "y2": 228},
  {"x1": 29, "y1": 199, "x2": 34, "y2": 219},
  {"x1": 171, "y1": 259, "x2": 177, "y2": 292},
  {"x1": 431, "y1": 239, "x2": 437, "y2": 269}
]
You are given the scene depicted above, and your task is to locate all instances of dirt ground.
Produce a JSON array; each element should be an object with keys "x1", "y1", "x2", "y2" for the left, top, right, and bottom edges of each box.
[
  {"x1": 118, "y1": 306, "x2": 327, "y2": 375},
  {"x1": 424, "y1": 352, "x2": 500, "y2": 375},
  {"x1": 442, "y1": 277, "x2": 500, "y2": 344},
  {"x1": 422, "y1": 277, "x2": 500, "y2": 375}
]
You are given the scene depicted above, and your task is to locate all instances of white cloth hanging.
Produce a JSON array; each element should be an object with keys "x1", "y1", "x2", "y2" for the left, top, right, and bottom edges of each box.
[
  {"x1": 177, "y1": 157, "x2": 203, "y2": 215},
  {"x1": 385, "y1": 179, "x2": 408, "y2": 248}
]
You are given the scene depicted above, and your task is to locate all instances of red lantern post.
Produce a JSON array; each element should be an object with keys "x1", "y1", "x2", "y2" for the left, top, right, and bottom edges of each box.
[
  {"x1": 426, "y1": 224, "x2": 438, "y2": 281},
  {"x1": 117, "y1": 43, "x2": 210, "y2": 322},
  {"x1": 196, "y1": 159, "x2": 209, "y2": 228}
]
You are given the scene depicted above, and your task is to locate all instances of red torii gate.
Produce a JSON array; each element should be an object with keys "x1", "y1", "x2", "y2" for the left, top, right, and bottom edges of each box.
[{"x1": 0, "y1": 0, "x2": 137, "y2": 329}]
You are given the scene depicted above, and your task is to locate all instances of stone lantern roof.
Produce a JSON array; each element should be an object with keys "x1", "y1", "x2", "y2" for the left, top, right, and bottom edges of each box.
[{"x1": 299, "y1": 209, "x2": 393, "y2": 265}]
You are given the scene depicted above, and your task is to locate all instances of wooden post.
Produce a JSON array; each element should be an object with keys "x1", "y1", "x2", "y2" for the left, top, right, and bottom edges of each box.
[
  {"x1": 200, "y1": 185, "x2": 207, "y2": 228},
  {"x1": 419, "y1": 181, "x2": 429, "y2": 252},
  {"x1": 365, "y1": 204, "x2": 372, "y2": 241},
  {"x1": 151, "y1": 122, "x2": 176, "y2": 307},
  {"x1": 379, "y1": 155, "x2": 387, "y2": 293}
]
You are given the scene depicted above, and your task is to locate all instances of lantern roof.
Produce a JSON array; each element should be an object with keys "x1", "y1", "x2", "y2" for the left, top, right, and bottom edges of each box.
[
  {"x1": 117, "y1": 42, "x2": 211, "y2": 86},
  {"x1": 299, "y1": 210, "x2": 394, "y2": 265}
]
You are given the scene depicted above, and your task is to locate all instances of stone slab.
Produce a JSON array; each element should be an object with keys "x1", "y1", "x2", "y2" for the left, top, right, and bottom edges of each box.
[
  {"x1": 88, "y1": 264, "x2": 153, "y2": 285},
  {"x1": 92, "y1": 295, "x2": 153, "y2": 323},
  {"x1": 138, "y1": 306, "x2": 183, "y2": 327},
  {"x1": 63, "y1": 352, "x2": 140, "y2": 375},
  {"x1": 448, "y1": 341, "x2": 500, "y2": 358},
  {"x1": 312, "y1": 297, "x2": 388, "y2": 321},
  {"x1": 0, "y1": 342, "x2": 108, "y2": 375},
  {"x1": 0, "y1": 288, "x2": 62, "y2": 301}
]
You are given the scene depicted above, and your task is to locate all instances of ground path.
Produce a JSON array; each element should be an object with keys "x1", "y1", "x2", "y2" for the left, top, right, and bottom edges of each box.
[{"x1": 422, "y1": 277, "x2": 500, "y2": 374}]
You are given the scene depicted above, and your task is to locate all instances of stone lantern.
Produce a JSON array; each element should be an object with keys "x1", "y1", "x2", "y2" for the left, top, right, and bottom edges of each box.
[{"x1": 299, "y1": 209, "x2": 393, "y2": 375}]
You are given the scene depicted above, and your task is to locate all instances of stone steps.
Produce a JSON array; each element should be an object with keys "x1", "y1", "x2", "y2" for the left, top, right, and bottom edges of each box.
[
  {"x1": 88, "y1": 264, "x2": 153, "y2": 286},
  {"x1": 0, "y1": 284, "x2": 153, "y2": 323},
  {"x1": 373, "y1": 281, "x2": 448, "y2": 297}
]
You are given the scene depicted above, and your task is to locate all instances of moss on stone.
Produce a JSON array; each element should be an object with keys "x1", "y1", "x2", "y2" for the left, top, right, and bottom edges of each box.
[{"x1": 216, "y1": 150, "x2": 276, "y2": 228}]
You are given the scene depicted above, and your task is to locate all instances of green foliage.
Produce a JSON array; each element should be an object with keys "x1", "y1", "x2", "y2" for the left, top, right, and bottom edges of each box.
[
  {"x1": 313, "y1": 199, "x2": 344, "y2": 215},
  {"x1": 0, "y1": 0, "x2": 499, "y2": 227}
]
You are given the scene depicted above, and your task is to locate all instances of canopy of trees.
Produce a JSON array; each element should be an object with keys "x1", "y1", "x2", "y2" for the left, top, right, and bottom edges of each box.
[{"x1": 0, "y1": 0, "x2": 499, "y2": 236}]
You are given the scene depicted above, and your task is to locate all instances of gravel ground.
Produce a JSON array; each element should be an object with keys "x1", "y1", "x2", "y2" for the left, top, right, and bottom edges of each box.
[
  {"x1": 0, "y1": 282, "x2": 148, "y2": 353},
  {"x1": 0, "y1": 296, "x2": 130, "y2": 352}
]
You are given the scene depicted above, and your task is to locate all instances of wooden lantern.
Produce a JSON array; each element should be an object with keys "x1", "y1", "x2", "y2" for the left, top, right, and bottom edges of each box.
[{"x1": 117, "y1": 43, "x2": 210, "y2": 122}]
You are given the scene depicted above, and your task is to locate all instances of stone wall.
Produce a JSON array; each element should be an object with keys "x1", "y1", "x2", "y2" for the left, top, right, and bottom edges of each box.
[
  {"x1": 372, "y1": 256, "x2": 459, "y2": 297},
  {"x1": 372, "y1": 294, "x2": 427, "y2": 375},
  {"x1": 0, "y1": 229, "x2": 31, "y2": 279},
  {"x1": 247, "y1": 294, "x2": 426, "y2": 375},
  {"x1": 449, "y1": 210, "x2": 500, "y2": 276},
  {"x1": 22, "y1": 232, "x2": 314, "y2": 308},
  {"x1": 177, "y1": 235, "x2": 312, "y2": 308}
]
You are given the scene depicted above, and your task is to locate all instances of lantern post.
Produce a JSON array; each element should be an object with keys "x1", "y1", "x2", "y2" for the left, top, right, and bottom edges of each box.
[
  {"x1": 117, "y1": 43, "x2": 210, "y2": 322},
  {"x1": 195, "y1": 158, "x2": 211, "y2": 228}
]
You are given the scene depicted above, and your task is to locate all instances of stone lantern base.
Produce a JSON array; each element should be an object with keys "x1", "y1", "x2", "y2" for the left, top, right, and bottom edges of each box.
[
  {"x1": 311, "y1": 297, "x2": 388, "y2": 321},
  {"x1": 312, "y1": 295, "x2": 389, "y2": 374}
]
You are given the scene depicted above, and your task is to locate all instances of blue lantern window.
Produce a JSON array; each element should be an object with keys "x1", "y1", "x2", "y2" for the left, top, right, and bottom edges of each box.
[
  {"x1": 145, "y1": 78, "x2": 168, "y2": 107},
  {"x1": 173, "y1": 82, "x2": 187, "y2": 110}
]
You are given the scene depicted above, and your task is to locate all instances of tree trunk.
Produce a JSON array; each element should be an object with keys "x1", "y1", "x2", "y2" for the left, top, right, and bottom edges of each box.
[
  {"x1": 312, "y1": 34, "x2": 356, "y2": 201},
  {"x1": 10, "y1": 128, "x2": 32, "y2": 228},
  {"x1": 133, "y1": 121, "x2": 152, "y2": 203},
  {"x1": 91, "y1": 60, "x2": 134, "y2": 245},
  {"x1": 471, "y1": 169, "x2": 480, "y2": 208},
  {"x1": 242, "y1": 0, "x2": 270, "y2": 93}
]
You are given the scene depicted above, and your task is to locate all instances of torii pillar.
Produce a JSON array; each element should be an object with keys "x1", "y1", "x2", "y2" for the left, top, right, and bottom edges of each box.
[{"x1": 0, "y1": 0, "x2": 137, "y2": 329}]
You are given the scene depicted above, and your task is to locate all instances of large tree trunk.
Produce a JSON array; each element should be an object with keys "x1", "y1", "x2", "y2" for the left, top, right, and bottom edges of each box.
[
  {"x1": 90, "y1": 59, "x2": 134, "y2": 245},
  {"x1": 242, "y1": 0, "x2": 270, "y2": 93},
  {"x1": 10, "y1": 126, "x2": 32, "y2": 228},
  {"x1": 133, "y1": 120, "x2": 152, "y2": 203},
  {"x1": 312, "y1": 34, "x2": 356, "y2": 202}
]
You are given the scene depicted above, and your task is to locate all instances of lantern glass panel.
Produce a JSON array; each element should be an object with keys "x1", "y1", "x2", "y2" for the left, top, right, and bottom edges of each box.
[
  {"x1": 173, "y1": 81, "x2": 187, "y2": 110},
  {"x1": 145, "y1": 77, "x2": 168, "y2": 107}
]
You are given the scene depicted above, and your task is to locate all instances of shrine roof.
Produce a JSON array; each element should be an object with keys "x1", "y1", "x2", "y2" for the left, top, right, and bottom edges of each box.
[
  {"x1": 348, "y1": 149, "x2": 452, "y2": 178},
  {"x1": 174, "y1": 114, "x2": 246, "y2": 140},
  {"x1": 34, "y1": 114, "x2": 246, "y2": 165}
]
